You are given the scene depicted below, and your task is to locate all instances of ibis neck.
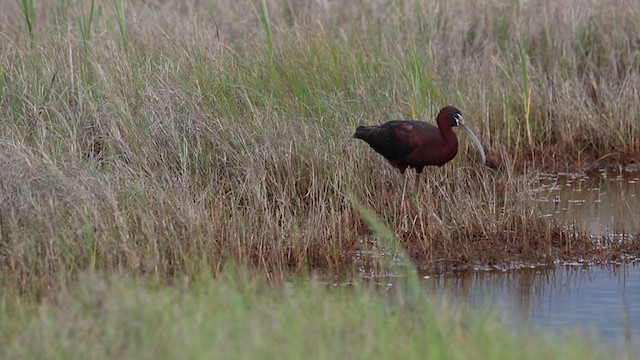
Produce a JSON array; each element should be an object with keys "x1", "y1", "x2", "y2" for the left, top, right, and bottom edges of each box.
[
  {"x1": 439, "y1": 125, "x2": 458, "y2": 147},
  {"x1": 434, "y1": 125, "x2": 459, "y2": 165}
]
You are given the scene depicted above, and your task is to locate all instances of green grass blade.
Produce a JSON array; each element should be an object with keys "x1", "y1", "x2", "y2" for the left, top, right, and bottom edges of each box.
[
  {"x1": 0, "y1": 64, "x2": 4, "y2": 101},
  {"x1": 78, "y1": 0, "x2": 96, "y2": 47},
  {"x1": 20, "y1": 0, "x2": 35, "y2": 44},
  {"x1": 113, "y1": 0, "x2": 128, "y2": 45},
  {"x1": 259, "y1": 0, "x2": 275, "y2": 61},
  {"x1": 518, "y1": 40, "x2": 532, "y2": 146},
  {"x1": 348, "y1": 192, "x2": 421, "y2": 298}
]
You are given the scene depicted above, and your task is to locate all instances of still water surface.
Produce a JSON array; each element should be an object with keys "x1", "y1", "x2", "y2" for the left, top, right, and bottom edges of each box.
[
  {"x1": 432, "y1": 171, "x2": 640, "y2": 348},
  {"x1": 535, "y1": 170, "x2": 639, "y2": 239},
  {"x1": 428, "y1": 263, "x2": 639, "y2": 348}
]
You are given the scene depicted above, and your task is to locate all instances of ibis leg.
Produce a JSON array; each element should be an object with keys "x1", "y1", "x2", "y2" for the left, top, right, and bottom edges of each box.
[
  {"x1": 400, "y1": 173, "x2": 408, "y2": 210},
  {"x1": 414, "y1": 167, "x2": 424, "y2": 191}
]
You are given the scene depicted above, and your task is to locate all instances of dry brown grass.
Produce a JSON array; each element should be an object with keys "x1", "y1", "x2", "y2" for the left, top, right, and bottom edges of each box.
[{"x1": 1, "y1": 0, "x2": 639, "y2": 295}]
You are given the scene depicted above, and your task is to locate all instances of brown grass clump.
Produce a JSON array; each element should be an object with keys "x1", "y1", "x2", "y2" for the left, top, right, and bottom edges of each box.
[{"x1": 1, "y1": 0, "x2": 639, "y2": 295}]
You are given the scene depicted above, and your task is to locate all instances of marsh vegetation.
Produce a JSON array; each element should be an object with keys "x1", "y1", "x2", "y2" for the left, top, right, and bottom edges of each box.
[{"x1": 1, "y1": 0, "x2": 639, "y2": 357}]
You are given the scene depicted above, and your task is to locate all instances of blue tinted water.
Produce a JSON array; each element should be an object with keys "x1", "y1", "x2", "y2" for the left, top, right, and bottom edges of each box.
[
  {"x1": 430, "y1": 171, "x2": 640, "y2": 350},
  {"x1": 428, "y1": 263, "x2": 640, "y2": 350}
]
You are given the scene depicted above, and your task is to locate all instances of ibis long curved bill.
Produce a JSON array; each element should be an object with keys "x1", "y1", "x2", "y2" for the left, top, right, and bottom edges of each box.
[{"x1": 458, "y1": 120, "x2": 486, "y2": 165}]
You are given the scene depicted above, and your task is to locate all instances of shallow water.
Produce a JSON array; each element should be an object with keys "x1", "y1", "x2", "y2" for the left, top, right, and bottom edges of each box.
[
  {"x1": 534, "y1": 170, "x2": 639, "y2": 240},
  {"x1": 427, "y1": 263, "x2": 640, "y2": 350},
  {"x1": 430, "y1": 171, "x2": 640, "y2": 349}
]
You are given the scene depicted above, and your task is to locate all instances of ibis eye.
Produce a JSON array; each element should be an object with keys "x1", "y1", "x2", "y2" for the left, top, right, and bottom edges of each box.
[{"x1": 453, "y1": 113, "x2": 463, "y2": 125}]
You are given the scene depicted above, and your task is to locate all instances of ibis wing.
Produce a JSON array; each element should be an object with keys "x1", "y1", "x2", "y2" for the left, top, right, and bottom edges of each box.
[
  {"x1": 390, "y1": 120, "x2": 441, "y2": 145},
  {"x1": 393, "y1": 120, "x2": 444, "y2": 149},
  {"x1": 353, "y1": 121, "x2": 414, "y2": 163}
]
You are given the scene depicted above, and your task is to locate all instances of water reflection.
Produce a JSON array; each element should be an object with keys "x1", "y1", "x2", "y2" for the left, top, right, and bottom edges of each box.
[{"x1": 427, "y1": 263, "x2": 640, "y2": 349}]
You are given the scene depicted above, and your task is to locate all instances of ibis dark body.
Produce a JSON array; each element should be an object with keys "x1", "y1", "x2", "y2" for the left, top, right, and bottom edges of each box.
[{"x1": 353, "y1": 106, "x2": 485, "y2": 174}]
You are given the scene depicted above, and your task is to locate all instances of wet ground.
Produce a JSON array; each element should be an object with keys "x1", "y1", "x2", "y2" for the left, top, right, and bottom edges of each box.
[{"x1": 431, "y1": 171, "x2": 640, "y2": 350}]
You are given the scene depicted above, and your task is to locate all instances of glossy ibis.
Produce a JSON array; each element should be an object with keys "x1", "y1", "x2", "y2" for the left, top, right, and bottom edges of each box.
[{"x1": 353, "y1": 106, "x2": 486, "y2": 186}]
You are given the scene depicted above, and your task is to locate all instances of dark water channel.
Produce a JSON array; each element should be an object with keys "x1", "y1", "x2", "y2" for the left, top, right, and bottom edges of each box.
[{"x1": 430, "y1": 171, "x2": 640, "y2": 349}]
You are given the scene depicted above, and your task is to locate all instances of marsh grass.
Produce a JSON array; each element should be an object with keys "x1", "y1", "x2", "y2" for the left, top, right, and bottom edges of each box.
[{"x1": 0, "y1": 0, "x2": 639, "y2": 295}]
